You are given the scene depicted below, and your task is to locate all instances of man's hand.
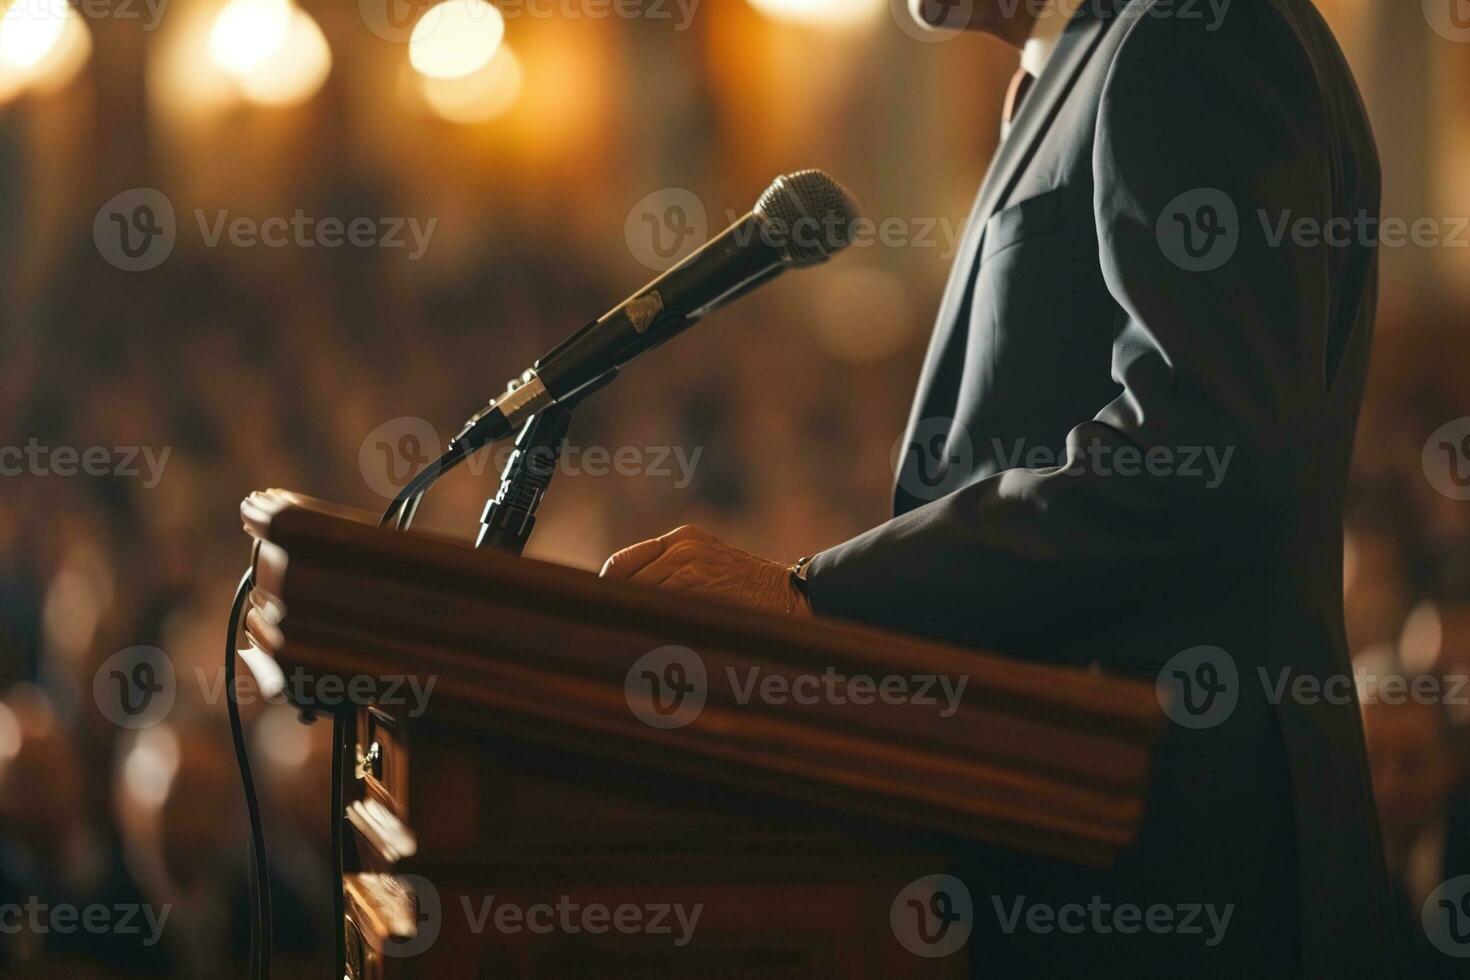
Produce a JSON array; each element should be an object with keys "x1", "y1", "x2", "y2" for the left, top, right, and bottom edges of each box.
[{"x1": 600, "y1": 525, "x2": 811, "y2": 616}]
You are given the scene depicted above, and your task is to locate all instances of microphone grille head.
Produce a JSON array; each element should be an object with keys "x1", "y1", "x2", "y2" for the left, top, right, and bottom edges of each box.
[{"x1": 753, "y1": 170, "x2": 861, "y2": 267}]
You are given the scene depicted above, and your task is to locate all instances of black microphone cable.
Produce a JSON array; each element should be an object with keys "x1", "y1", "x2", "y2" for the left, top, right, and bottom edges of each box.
[
  {"x1": 380, "y1": 438, "x2": 474, "y2": 530},
  {"x1": 226, "y1": 387, "x2": 591, "y2": 977},
  {"x1": 226, "y1": 552, "x2": 273, "y2": 980}
]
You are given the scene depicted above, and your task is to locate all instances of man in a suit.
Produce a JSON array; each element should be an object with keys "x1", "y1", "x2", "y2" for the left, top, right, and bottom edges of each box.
[{"x1": 603, "y1": 0, "x2": 1393, "y2": 973}]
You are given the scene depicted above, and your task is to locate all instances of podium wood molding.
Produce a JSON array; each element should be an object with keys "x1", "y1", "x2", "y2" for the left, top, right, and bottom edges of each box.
[
  {"x1": 240, "y1": 489, "x2": 1164, "y2": 977},
  {"x1": 242, "y1": 489, "x2": 1161, "y2": 867}
]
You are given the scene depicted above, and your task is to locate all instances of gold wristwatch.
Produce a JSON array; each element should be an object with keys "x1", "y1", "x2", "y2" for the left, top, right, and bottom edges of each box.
[{"x1": 788, "y1": 555, "x2": 814, "y2": 597}]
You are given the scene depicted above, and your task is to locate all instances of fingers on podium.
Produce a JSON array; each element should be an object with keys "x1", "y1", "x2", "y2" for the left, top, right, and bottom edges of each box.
[{"x1": 600, "y1": 525, "x2": 713, "y2": 580}]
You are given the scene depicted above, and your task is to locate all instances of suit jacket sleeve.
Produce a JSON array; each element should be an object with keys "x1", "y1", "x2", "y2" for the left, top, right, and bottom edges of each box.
[{"x1": 804, "y1": 6, "x2": 1356, "y2": 658}]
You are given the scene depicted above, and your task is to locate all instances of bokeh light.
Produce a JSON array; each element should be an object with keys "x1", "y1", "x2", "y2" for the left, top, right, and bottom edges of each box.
[
  {"x1": 0, "y1": 0, "x2": 91, "y2": 102},
  {"x1": 744, "y1": 0, "x2": 884, "y2": 27},
  {"x1": 409, "y1": 0, "x2": 505, "y2": 80},
  {"x1": 1400, "y1": 600, "x2": 1444, "y2": 674},
  {"x1": 0, "y1": 701, "x2": 19, "y2": 765},
  {"x1": 418, "y1": 43, "x2": 522, "y2": 124},
  {"x1": 209, "y1": 0, "x2": 294, "y2": 76},
  {"x1": 121, "y1": 725, "x2": 182, "y2": 809},
  {"x1": 0, "y1": 0, "x2": 68, "y2": 70},
  {"x1": 238, "y1": 6, "x2": 331, "y2": 107}
]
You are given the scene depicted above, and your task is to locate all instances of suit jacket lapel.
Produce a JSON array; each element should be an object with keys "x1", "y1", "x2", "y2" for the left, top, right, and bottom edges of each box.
[
  {"x1": 895, "y1": 9, "x2": 1114, "y2": 513},
  {"x1": 970, "y1": 11, "x2": 1110, "y2": 242}
]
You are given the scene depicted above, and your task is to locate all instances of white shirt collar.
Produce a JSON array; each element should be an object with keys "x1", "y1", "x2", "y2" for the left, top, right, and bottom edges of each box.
[{"x1": 1020, "y1": 0, "x2": 1087, "y2": 80}]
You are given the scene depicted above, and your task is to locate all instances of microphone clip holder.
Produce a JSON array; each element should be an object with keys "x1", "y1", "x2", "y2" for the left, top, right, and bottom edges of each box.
[
  {"x1": 474, "y1": 368, "x2": 618, "y2": 555},
  {"x1": 476, "y1": 404, "x2": 572, "y2": 555}
]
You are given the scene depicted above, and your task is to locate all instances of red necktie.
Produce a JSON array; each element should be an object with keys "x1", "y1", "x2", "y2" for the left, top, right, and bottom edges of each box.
[{"x1": 1002, "y1": 67, "x2": 1036, "y2": 129}]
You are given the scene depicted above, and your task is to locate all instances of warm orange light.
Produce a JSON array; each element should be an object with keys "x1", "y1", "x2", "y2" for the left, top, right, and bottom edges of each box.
[
  {"x1": 209, "y1": 0, "x2": 293, "y2": 75},
  {"x1": 744, "y1": 0, "x2": 883, "y2": 27},
  {"x1": 807, "y1": 265, "x2": 914, "y2": 363},
  {"x1": 121, "y1": 726, "x2": 181, "y2": 809},
  {"x1": 150, "y1": 4, "x2": 239, "y2": 117},
  {"x1": 238, "y1": 6, "x2": 331, "y2": 106},
  {"x1": 0, "y1": 0, "x2": 92, "y2": 102},
  {"x1": 409, "y1": 0, "x2": 505, "y2": 81},
  {"x1": 0, "y1": 0, "x2": 68, "y2": 70},
  {"x1": 419, "y1": 43, "x2": 521, "y2": 124},
  {"x1": 158, "y1": 0, "x2": 330, "y2": 112}
]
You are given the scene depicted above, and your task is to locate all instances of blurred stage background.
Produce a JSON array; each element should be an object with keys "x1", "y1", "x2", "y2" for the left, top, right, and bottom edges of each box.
[{"x1": 0, "y1": 0, "x2": 1467, "y2": 975}]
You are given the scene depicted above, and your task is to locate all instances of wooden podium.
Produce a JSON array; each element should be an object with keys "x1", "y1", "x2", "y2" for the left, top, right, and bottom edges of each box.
[{"x1": 239, "y1": 491, "x2": 1163, "y2": 978}]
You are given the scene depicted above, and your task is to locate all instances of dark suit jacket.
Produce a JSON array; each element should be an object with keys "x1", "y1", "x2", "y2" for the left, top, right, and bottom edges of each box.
[{"x1": 805, "y1": 0, "x2": 1394, "y2": 974}]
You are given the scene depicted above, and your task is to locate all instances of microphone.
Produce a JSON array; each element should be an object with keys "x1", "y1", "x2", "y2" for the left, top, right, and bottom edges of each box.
[{"x1": 453, "y1": 169, "x2": 860, "y2": 451}]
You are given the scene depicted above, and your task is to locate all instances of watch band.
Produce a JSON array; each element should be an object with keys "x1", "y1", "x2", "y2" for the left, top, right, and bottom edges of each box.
[{"x1": 788, "y1": 555, "x2": 814, "y2": 595}]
